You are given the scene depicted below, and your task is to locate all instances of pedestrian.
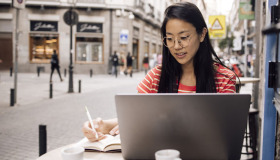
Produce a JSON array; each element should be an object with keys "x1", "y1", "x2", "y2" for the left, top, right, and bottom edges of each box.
[
  {"x1": 112, "y1": 51, "x2": 119, "y2": 78},
  {"x1": 142, "y1": 53, "x2": 149, "y2": 75},
  {"x1": 119, "y1": 52, "x2": 126, "y2": 75},
  {"x1": 50, "y1": 50, "x2": 63, "y2": 83},
  {"x1": 126, "y1": 52, "x2": 133, "y2": 77},
  {"x1": 157, "y1": 53, "x2": 162, "y2": 65},
  {"x1": 82, "y1": 2, "x2": 238, "y2": 141}
]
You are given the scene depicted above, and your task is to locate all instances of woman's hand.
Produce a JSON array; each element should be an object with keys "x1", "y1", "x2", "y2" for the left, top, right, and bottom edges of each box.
[
  {"x1": 82, "y1": 118, "x2": 107, "y2": 142},
  {"x1": 109, "y1": 125, "x2": 120, "y2": 135},
  {"x1": 82, "y1": 118, "x2": 119, "y2": 142}
]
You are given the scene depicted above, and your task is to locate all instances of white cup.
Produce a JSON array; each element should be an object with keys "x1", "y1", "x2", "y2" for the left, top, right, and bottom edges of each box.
[
  {"x1": 155, "y1": 149, "x2": 181, "y2": 160},
  {"x1": 61, "y1": 146, "x2": 84, "y2": 160}
]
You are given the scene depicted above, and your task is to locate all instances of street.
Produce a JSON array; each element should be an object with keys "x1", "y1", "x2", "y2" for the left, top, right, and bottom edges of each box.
[
  {"x1": 0, "y1": 71, "x2": 143, "y2": 160},
  {"x1": 0, "y1": 71, "x2": 253, "y2": 160}
]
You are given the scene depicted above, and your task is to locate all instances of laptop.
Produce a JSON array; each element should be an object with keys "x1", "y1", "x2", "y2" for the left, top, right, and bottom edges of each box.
[{"x1": 115, "y1": 93, "x2": 251, "y2": 160}]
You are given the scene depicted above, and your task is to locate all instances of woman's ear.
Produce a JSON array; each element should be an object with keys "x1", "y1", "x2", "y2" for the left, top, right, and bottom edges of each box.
[{"x1": 200, "y1": 27, "x2": 208, "y2": 42}]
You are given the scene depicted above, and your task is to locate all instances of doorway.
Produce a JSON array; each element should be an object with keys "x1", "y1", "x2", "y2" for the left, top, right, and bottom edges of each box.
[{"x1": 0, "y1": 33, "x2": 12, "y2": 70}]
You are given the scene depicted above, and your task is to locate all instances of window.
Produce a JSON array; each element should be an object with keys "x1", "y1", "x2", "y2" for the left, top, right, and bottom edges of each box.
[
  {"x1": 144, "y1": 41, "x2": 149, "y2": 55},
  {"x1": 30, "y1": 34, "x2": 59, "y2": 63},
  {"x1": 76, "y1": 37, "x2": 103, "y2": 63}
]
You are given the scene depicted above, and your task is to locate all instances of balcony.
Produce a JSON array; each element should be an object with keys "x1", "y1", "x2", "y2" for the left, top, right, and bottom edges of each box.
[
  {"x1": 0, "y1": 0, "x2": 11, "y2": 4},
  {"x1": 75, "y1": 0, "x2": 105, "y2": 8},
  {"x1": 26, "y1": 0, "x2": 60, "y2": 6}
]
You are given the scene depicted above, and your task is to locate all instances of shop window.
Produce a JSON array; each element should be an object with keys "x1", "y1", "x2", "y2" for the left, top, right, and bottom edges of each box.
[
  {"x1": 30, "y1": 34, "x2": 59, "y2": 63},
  {"x1": 152, "y1": 43, "x2": 156, "y2": 53},
  {"x1": 144, "y1": 41, "x2": 149, "y2": 55},
  {"x1": 76, "y1": 37, "x2": 103, "y2": 63}
]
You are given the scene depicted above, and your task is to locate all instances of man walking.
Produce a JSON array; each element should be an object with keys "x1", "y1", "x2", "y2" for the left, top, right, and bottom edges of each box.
[
  {"x1": 112, "y1": 51, "x2": 119, "y2": 78},
  {"x1": 50, "y1": 50, "x2": 63, "y2": 82}
]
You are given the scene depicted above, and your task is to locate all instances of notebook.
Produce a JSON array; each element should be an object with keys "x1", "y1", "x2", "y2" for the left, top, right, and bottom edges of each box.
[{"x1": 115, "y1": 93, "x2": 251, "y2": 160}]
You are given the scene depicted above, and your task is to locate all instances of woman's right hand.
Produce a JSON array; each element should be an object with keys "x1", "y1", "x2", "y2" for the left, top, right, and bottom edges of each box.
[{"x1": 82, "y1": 118, "x2": 107, "y2": 142}]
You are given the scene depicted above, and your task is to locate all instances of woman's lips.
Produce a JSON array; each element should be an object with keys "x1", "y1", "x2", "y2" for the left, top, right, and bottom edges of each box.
[{"x1": 175, "y1": 52, "x2": 187, "y2": 58}]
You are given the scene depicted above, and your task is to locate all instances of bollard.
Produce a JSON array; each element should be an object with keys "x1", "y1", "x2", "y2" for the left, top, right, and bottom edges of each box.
[
  {"x1": 79, "y1": 80, "x2": 81, "y2": 93},
  {"x1": 10, "y1": 88, "x2": 14, "y2": 106},
  {"x1": 64, "y1": 68, "x2": 67, "y2": 77},
  {"x1": 37, "y1": 67, "x2": 40, "y2": 77},
  {"x1": 49, "y1": 83, "x2": 53, "y2": 99},
  {"x1": 90, "y1": 69, "x2": 93, "y2": 78},
  {"x1": 10, "y1": 67, "x2": 13, "y2": 77},
  {"x1": 39, "y1": 125, "x2": 47, "y2": 156}
]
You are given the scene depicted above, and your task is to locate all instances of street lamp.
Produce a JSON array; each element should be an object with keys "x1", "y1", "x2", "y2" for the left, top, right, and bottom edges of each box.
[{"x1": 63, "y1": 0, "x2": 78, "y2": 93}]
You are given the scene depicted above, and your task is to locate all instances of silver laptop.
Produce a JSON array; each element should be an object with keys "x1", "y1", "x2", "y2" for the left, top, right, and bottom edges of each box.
[{"x1": 115, "y1": 93, "x2": 251, "y2": 160}]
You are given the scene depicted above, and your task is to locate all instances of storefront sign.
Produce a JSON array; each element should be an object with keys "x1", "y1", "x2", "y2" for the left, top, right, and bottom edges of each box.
[
  {"x1": 239, "y1": 0, "x2": 255, "y2": 20},
  {"x1": 77, "y1": 23, "x2": 103, "y2": 33},
  {"x1": 30, "y1": 21, "x2": 58, "y2": 32}
]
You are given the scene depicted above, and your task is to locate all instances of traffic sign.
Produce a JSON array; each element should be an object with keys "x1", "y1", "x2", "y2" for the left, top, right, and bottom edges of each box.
[
  {"x1": 208, "y1": 15, "x2": 226, "y2": 39},
  {"x1": 13, "y1": 0, "x2": 25, "y2": 9},
  {"x1": 63, "y1": 9, "x2": 79, "y2": 26},
  {"x1": 119, "y1": 29, "x2": 129, "y2": 44}
]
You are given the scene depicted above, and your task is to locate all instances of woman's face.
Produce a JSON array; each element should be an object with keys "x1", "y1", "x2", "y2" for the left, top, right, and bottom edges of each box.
[{"x1": 165, "y1": 18, "x2": 206, "y2": 67}]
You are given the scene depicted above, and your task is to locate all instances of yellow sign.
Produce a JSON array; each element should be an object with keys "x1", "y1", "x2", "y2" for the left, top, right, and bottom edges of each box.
[{"x1": 208, "y1": 15, "x2": 226, "y2": 39}]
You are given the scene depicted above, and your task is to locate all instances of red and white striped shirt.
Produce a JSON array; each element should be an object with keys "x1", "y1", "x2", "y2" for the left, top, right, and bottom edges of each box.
[{"x1": 137, "y1": 63, "x2": 236, "y2": 93}]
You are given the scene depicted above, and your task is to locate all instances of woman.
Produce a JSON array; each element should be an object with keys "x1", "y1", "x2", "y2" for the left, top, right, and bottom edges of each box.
[{"x1": 83, "y1": 2, "x2": 237, "y2": 142}]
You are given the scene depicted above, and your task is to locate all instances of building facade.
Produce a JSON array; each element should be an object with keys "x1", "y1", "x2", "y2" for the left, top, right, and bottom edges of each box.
[{"x1": 0, "y1": 0, "x2": 177, "y2": 74}]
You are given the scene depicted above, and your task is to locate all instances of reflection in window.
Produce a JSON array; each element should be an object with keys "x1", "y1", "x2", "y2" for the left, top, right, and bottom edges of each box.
[
  {"x1": 76, "y1": 37, "x2": 103, "y2": 63},
  {"x1": 30, "y1": 35, "x2": 58, "y2": 63}
]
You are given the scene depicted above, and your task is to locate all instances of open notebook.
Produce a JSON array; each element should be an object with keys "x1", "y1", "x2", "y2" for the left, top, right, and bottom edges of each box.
[{"x1": 76, "y1": 134, "x2": 121, "y2": 152}]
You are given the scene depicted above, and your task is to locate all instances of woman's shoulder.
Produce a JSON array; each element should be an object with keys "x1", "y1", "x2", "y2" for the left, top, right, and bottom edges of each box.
[
  {"x1": 214, "y1": 62, "x2": 236, "y2": 78},
  {"x1": 150, "y1": 65, "x2": 162, "y2": 75}
]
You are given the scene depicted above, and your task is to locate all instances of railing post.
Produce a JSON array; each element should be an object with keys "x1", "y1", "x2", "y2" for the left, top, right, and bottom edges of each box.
[
  {"x1": 39, "y1": 125, "x2": 47, "y2": 156},
  {"x1": 64, "y1": 68, "x2": 67, "y2": 77},
  {"x1": 10, "y1": 67, "x2": 13, "y2": 77},
  {"x1": 79, "y1": 80, "x2": 81, "y2": 93},
  {"x1": 49, "y1": 83, "x2": 53, "y2": 99},
  {"x1": 90, "y1": 69, "x2": 93, "y2": 78},
  {"x1": 10, "y1": 88, "x2": 14, "y2": 106},
  {"x1": 37, "y1": 67, "x2": 40, "y2": 77}
]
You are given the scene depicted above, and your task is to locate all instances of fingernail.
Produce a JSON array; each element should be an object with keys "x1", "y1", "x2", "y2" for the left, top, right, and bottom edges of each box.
[{"x1": 116, "y1": 130, "x2": 119, "y2": 134}]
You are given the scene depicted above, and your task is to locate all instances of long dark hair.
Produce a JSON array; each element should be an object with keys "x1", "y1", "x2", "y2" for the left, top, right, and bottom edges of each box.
[{"x1": 158, "y1": 2, "x2": 225, "y2": 93}]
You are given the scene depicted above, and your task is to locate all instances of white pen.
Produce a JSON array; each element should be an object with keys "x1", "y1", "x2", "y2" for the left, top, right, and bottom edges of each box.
[{"x1": 85, "y1": 106, "x2": 99, "y2": 139}]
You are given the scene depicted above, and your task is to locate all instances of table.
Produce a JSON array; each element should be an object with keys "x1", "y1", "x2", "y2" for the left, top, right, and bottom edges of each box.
[
  {"x1": 236, "y1": 77, "x2": 260, "y2": 93},
  {"x1": 238, "y1": 77, "x2": 260, "y2": 84},
  {"x1": 37, "y1": 144, "x2": 123, "y2": 160}
]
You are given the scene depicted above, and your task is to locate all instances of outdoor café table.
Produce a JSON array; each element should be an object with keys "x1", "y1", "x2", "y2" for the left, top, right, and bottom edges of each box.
[
  {"x1": 36, "y1": 144, "x2": 124, "y2": 160},
  {"x1": 238, "y1": 77, "x2": 260, "y2": 84},
  {"x1": 236, "y1": 77, "x2": 260, "y2": 93}
]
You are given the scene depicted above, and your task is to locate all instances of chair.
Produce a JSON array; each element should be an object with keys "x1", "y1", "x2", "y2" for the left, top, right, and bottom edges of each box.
[{"x1": 241, "y1": 108, "x2": 259, "y2": 160}]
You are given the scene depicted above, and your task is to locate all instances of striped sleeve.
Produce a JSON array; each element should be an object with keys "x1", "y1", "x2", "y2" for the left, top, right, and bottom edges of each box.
[
  {"x1": 137, "y1": 65, "x2": 161, "y2": 93},
  {"x1": 215, "y1": 66, "x2": 237, "y2": 93}
]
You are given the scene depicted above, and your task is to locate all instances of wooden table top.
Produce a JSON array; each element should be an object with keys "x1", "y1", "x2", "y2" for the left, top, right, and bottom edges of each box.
[{"x1": 37, "y1": 145, "x2": 124, "y2": 160}]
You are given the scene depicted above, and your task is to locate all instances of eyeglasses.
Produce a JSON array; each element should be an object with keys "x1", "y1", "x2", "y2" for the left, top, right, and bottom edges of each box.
[{"x1": 162, "y1": 34, "x2": 192, "y2": 48}]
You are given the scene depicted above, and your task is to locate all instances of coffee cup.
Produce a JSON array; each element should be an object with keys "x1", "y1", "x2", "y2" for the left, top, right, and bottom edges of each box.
[
  {"x1": 155, "y1": 149, "x2": 181, "y2": 160},
  {"x1": 61, "y1": 146, "x2": 84, "y2": 160}
]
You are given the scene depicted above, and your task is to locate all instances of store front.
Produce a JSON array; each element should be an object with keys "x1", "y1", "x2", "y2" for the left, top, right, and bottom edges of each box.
[
  {"x1": 29, "y1": 21, "x2": 59, "y2": 63},
  {"x1": 75, "y1": 22, "x2": 104, "y2": 64}
]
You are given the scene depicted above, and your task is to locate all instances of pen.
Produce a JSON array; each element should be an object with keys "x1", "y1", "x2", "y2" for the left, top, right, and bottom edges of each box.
[{"x1": 85, "y1": 106, "x2": 99, "y2": 139}]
